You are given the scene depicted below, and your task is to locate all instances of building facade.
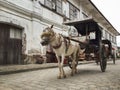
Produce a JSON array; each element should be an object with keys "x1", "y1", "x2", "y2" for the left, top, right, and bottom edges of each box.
[{"x1": 0, "y1": 0, "x2": 119, "y2": 65}]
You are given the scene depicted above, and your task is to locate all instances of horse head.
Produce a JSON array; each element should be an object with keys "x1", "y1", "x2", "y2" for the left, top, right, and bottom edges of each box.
[{"x1": 40, "y1": 25, "x2": 55, "y2": 46}]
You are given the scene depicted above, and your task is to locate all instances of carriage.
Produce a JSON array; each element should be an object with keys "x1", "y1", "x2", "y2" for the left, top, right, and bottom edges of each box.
[
  {"x1": 63, "y1": 18, "x2": 111, "y2": 72},
  {"x1": 41, "y1": 18, "x2": 115, "y2": 78}
]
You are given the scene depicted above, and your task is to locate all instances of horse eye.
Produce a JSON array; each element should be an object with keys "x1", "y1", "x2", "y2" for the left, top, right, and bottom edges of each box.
[{"x1": 43, "y1": 30, "x2": 46, "y2": 32}]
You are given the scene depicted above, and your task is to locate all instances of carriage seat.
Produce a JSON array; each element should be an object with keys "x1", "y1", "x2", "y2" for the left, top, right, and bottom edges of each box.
[
  {"x1": 89, "y1": 39, "x2": 99, "y2": 46},
  {"x1": 84, "y1": 39, "x2": 99, "y2": 53}
]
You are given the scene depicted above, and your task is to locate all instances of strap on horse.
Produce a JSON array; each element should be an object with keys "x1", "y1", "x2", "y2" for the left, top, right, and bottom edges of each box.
[{"x1": 61, "y1": 35, "x2": 71, "y2": 53}]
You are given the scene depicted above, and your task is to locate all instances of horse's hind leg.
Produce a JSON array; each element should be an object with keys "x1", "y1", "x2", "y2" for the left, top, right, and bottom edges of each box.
[
  {"x1": 71, "y1": 54, "x2": 76, "y2": 76},
  {"x1": 71, "y1": 48, "x2": 79, "y2": 76},
  {"x1": 75, "y1": 49, "x2": 79, "y2": 74},
  {"x1": 61, "y1": 55, "x2": 66, "y2": 78},
  {"x1": 71, "y1": 60, "x2": 76, "y2": 76},
  {"x1": 56, "y1": 56, "x2": 62, "y2": 79}
]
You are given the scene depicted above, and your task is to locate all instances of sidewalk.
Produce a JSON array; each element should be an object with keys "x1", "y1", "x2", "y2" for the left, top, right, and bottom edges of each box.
[{"x1": 0, "y1": 61, "x2": 94, "y2": 75}]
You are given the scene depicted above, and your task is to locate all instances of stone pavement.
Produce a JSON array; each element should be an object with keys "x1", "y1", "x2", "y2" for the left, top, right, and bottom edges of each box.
[
  {"x1": 0, "y1": 61, "x2": 94, "y2": 75},
  {"x1": 0, "y1": 60, "x2": 120, "y2": 90}
]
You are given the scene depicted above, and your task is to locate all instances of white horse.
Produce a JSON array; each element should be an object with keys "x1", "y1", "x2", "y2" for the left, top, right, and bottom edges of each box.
[{"x1": 40, "y1": 25, "x2": 80, "y2": 79}]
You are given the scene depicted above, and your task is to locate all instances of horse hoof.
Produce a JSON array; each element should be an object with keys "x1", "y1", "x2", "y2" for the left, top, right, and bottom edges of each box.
[
  {"x1": 64, "y1": 75, "x2": 66, "y2": 78},
  {"x1": 75, "y1": 71, "x2": 77, "y2": 74},
  {"x1": 57, "y1": 75, "x2": 66, "y2": 79},
  {"x1": 71, "y1": 73, "x2": 74, "y2": 76},
  {"x1": 57, "y1": 76, "x2": 61, "y2": 79}
]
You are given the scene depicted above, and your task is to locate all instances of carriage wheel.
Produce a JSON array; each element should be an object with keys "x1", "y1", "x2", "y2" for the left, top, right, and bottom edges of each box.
[
  {"x1": 100, "y1": 45, "x2": 107, "y2": 72},
  {"x1": 68, "y1": 57, "x2": 78, "y2": 69}
]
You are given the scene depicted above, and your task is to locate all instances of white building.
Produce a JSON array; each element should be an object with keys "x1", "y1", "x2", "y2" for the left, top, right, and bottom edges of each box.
[{"x1": 0, "y1": 0, "x2": 119, "y2": 65}]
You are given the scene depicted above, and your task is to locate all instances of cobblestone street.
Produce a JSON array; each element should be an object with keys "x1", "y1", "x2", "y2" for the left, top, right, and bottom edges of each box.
[{"x1": 0, "y1": 60, "x2": 120, "y2": 90}]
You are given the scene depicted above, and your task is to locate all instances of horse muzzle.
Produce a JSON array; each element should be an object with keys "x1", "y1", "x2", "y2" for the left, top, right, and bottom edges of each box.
[{"x1": 40, "y1": 40, "x2": 49, "y2": 46}]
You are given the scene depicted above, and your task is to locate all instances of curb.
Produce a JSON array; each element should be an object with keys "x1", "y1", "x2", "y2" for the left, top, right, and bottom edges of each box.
[
  {"x1": 0, "y1": 61, "x2": 94, "y2": 75},
  {"x1": 0, "y1": 65, "x2": 58, "y2": 75}
]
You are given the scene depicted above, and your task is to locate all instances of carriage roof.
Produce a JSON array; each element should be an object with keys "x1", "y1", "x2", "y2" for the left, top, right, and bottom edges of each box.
[{"x1": 63, "y1": 18, "x2": 101, "y2": 36}]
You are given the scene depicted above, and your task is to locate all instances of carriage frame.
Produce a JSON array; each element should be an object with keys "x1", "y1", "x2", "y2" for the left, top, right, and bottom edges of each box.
[{"x1": 63, "y1": 18, "x2": 110, "y2": 72}]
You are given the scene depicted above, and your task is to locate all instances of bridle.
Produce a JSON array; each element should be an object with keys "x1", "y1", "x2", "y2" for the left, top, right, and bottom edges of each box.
[{"x1": 41, "y1": 27, "x2": 65, "y2": 49}]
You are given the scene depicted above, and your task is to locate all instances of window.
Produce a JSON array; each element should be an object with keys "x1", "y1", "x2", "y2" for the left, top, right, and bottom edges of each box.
[
  {"x1": 105, "y1": 31, "x2": 107, "y2": 39},
  {"x1": 107, "y1": 33, "x2": 109, "y2": 40},
  {"x1": 44, "y1": 0, "x2": 52, "y2": 9},
  {"x1": 114, "y1": 37, "x2": 116, "y2": 44},
  {"x1": 111, "y1": 35, "x2": 114, "y2": 43},
  {"x1": 69, "y1": 3, "x2": 79, "y2": 20},
  {"x1": 56, "y1": 0, "x2": 62, "y2": 14},
  {"x1": 44, "y1": 0, "x2": 62, "y2": 14},
  {"x1": 10, "y1": 28, "x2": 22, "y2": 39},
  {"x1": 109, "y1": 34, "x2": 112, "y2": 41},
  {"x1": 112, "y1": 36, "x2": 116, "y2": 44},
  {"x1": 102, "y1": 30, "x2": 105, "y2": 38},
  {"x1": 62, "y1": 1, "x2": 69, "y2": 17}
]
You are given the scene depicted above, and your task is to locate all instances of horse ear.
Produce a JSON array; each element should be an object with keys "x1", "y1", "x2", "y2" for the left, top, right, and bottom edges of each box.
[{"x1": 50, "y1": 25, "x2": 54, "y2": 29}]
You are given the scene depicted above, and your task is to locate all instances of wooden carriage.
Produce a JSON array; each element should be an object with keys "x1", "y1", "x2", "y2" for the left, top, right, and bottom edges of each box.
[{"x1": 63, "y1": 18, "x2": 108, "y2": 72}]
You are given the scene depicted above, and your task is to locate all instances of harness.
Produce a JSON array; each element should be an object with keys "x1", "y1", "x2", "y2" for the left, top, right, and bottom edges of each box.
[
  {"x1": 52, "y1": 38, "x2": 62, "y2": 49},
  {"x1": 52, "y1": 35, "x2": 70, "y2": 53},
  {"x1": 52, "y1": 35, "x2": 62, "y2": 49},
  {"x1": 41, "y1": 27, "x2": 70, "y2": 52},
  {"x1": 64, "y1": 37, "x2": 70, "y2": 53}
]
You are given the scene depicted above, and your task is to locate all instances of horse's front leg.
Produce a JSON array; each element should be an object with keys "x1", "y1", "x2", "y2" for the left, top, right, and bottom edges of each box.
[
  {"x1": 56, "y1": 55, "x2": 61, "y2": 79},
  {"x1": 56, "y1": 55, "x2": 66, "y2": 79}
]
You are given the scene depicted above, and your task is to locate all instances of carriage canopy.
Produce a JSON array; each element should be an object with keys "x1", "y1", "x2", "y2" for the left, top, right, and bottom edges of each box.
[{"x1": 63, "y1": 18, "x2": 101, "y2": 36}]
